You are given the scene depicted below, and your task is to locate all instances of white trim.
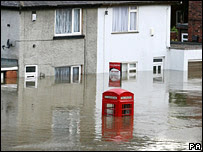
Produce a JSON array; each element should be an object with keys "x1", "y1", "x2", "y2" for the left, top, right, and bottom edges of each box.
[
  {"x1": 71, "y1": 65, "x2": 81, "y2": 83},
  {"x1": 128, "y1": 6, "x2": 138, "y2": 32},
  {"x1": 1, "y1": 67, "x2": 18, "y2": 71},
  {"x1": 24, "y1": 77, "x2": 38, "y2": 88},
  {"x1": 25, "y1": 65, "x2": 38, "y2": 78},
  {"x1": 181, "y1": 33, "x2": 188, "y2": 42},
  {"x1": 113, "y1": 6, "x2": 138, "y2": 33},
  {"x1": 188, "y1": 59, "x2": 202, "y2": 62},
  {"x1": 1, "y1": 72, "x2": 4, "y2": 84},
  {"x1": 54, "y1": 8, "x2": 82, "y2": 36},
  {"x1": 153, "y1": 57, "x2": 164, "y2": 78}
]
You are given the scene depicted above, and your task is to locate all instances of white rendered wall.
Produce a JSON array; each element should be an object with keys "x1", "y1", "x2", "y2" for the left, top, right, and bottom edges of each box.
[
  {"x1": 97, "y1": 5, "x2": 171, "y2": 73},
  {"x1": 167, "y1": 49, "x2": 202, "y2": 71}
]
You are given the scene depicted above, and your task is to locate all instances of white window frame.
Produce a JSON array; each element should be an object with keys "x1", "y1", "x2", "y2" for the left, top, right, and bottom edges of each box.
[
  {"x1": 127, "y1": 63, "x2": 137, "y2": 75},
  {"x1": 24, "y1": 77, "x2": 38, "y2": 88},
  {"x1": 126, "y1": 62, "x2": 137, "y2": 80},
  {"x1": 55, "y1": 65, "x2": 81, "y2": 83},
  {"x1": 128, "y1": 6, "x2": 138, "y2": 32},
  {"x1": 112, "y1": 6, "x2": 138, "y2": 33},
  {"x1": 181, "y1": 33, "x2": 188, "y2": 42},
  {"x1": 1, "y1": 72, "x2": 4, "y2": 84},
  {"x1": 25, "y1": 65, "x2": 38, "y2": 79},
  {"x1": 153, "y1": 57, "x2": 164, "y2": 79},
  {"x1": 54, "y1": 8, "x2": 82, "y2": 36},
  {"x1": 71, "y1": 65, "x2": 81, "y2": 83}
]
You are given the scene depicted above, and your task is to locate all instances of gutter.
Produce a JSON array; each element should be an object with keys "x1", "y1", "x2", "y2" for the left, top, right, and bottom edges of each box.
[{"x1": 1, "y1": 1, "x2": 181, "y2": 10}]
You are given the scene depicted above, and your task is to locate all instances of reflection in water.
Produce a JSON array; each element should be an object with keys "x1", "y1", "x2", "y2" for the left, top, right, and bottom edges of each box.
[
  {"x1": 1, "y1": 70, "x2": 202, "y2": 151},
  {"x1": 24, "y1": 77, "x2": 38, "y2": 88},
  {"x1": 102, "y1": 116, "x2": 133, "y2": 142}
]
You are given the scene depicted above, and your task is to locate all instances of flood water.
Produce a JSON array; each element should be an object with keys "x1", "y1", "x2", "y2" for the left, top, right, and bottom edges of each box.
[{"x1": 1, "y1": 70, "x2": 202, "y2": 151}]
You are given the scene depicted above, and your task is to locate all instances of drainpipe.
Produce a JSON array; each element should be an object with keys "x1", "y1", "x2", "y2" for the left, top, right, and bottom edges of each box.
[
  {"x1": 103, "y1": 8, "x2": 108, "y2": 74},
  {"x1": 84, "y1": 9, "x2": 87, "y2": 75},
  {"x1": 166, "y1": 5, "x2": 171, "y2": 49}
]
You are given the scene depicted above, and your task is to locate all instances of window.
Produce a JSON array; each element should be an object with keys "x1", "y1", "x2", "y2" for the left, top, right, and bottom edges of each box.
[
  {"x1": 71, "y1": 66, "x2": 81, "y2": 83},
  {"x1": 153, "y1": 57, "x2": 164, "y2": 82},
  {"x1": 25, "y1": 65, "x2": 38, "y2": 78},
  {"x1": 55, "y1": 8, "x2": 82, "y2": 36},
  {"x1": 122, "y1": 104, "x2": 132, "y2": 116},
  {"x1": 121, "y1": 62, "x2": 137, "y2": 80},
  {"x1": 105, "y1": 103, "x2": 115, "y2": 115},
  {"x1": 55, "y1": 66, "x2": 71, "y2": 83},
  {"x1": 24, "y1": 78, "x2": 38, "y2": 88},
  {"x1": 55, "y1": 65, "x2": 81, "y2": 83},
  {"x1": 176, "y1": 10, "x2": 184, "y2": 24},
  {"x1": 112, "y1": 6, "x2": 138, "y2": 32},
  {"x1": 1, "y1": 72, "x2": 5, "y2": 84},
  {"x1": 127, "y1": 62, "x2": 137, "y2": 78}
]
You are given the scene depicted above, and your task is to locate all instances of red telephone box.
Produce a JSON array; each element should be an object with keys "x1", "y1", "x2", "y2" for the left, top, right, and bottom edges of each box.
[
  {"x1": 102, "y1": 89, "x2": 134, "y2": 117},
  {"x1": 102, "y1": 116, "x2": 133, "y2": 142}
]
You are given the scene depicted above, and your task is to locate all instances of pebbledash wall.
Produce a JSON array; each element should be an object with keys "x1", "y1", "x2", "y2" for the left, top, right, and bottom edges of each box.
[
  {"x1": 18, "y1": 8, "x2": 97, "y2": 77},
  {"x1": 97, "y1": 5, "x2": 171, "y2": 73},
  {"x1": 1, "y1": 10, "x2": 20, "y2": 61}
]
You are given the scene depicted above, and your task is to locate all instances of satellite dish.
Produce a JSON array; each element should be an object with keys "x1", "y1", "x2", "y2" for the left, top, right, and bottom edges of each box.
[
  {"x1": 7, "y1": 39, "x2": 12, "y2": 48},
  {"x1": 2, "y1": 39, "x2": 14, "y2": 49}
]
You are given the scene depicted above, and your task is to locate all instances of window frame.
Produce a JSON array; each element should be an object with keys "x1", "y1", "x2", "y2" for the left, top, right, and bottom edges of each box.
[
  {"x1": 128, "y1": 6, "x2": 138, "y2": 32},
  {"x1": 54, "y1": 8, "x2": 82, "y2": 36},
  {"x1": 153, "y1": 57, "x2": 164, "y2": 82},
  {"x1": 25, "y1": 65, "x2": 38, "y2": 79},
  {"x1": 112, "y1": 6, "x2": 139, "y2": 33},
  {"x1": 24, "y1": 77, "x2": 38, "y2": 88},
  {"x1": 71, "y1": 65, "x2": 81, "y2": 83},
  {"x1": 55, "y1": 65, "x2": 81, "y2": 84}
]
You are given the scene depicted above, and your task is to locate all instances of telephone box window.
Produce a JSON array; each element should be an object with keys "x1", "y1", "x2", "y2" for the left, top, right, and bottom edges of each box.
[
  {"x1": 105, "y1": 104, "x2": 115, "y2": 116},
  {"x1": 122, "y1": 104, "x2": 132, "y2": 115}
]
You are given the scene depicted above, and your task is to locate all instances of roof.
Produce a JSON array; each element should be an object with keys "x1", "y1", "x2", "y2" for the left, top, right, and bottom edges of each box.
[
  {"x1": 103, "y1": 88, "x2": 133, "y2": 96},
  {"x1": 1, "y1": 1, "x2": 180, "y2": 9}
]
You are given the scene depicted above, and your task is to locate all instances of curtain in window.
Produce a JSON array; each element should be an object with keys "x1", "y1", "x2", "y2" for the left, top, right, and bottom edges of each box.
[
  {"x1": 56, "y1": 9, "x2": 72, "y2": 34},
  {"x1": 130, "y1": 12, "x2": 137, "y2": 30},
  {"x1": 112, "y1": 6, "x2": 128, "y2": 32},
  {"x1": 74, "y1": 9, "x2": 80, "y2": 32},
  {"x1": 55, "y1": 67, "x2": 71, "y2": 83}
]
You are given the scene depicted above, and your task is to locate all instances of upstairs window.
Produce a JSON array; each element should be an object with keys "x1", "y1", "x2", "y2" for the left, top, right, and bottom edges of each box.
[
  {"x1": 112, "y1": 6, "x2": 138, "y2": 32},
  {"x1": 55, "y1": 8, "x2": 82, "y2": 36}
]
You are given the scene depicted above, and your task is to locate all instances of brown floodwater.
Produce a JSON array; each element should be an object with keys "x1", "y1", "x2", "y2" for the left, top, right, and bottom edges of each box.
[{"x1": 1, "y1": 70, "x2": 202, "y2": 151}]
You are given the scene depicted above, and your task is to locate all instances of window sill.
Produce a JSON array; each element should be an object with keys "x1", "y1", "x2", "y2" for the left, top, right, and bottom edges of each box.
[
  {"x1": 111, "y1": 31, "x2": 139, "y2": 34},
  {"x1": 53, "y1": 35, "x2": 85, "y2": 40}
]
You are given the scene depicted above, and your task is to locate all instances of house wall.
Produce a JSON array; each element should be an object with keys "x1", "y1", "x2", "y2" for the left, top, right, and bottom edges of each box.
[
  {"x1": 167, "y1": 49, "x2": 202, "y2": 71},
  {"x1": 1, "y1": 9, "x2": 20, "y2": 60},
  {"x1": 97, "y1": 5, "x2": 171, "y2": 73},
  {"x1": 18, "y1": 8, "x2": 97, "y2": 77}
]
